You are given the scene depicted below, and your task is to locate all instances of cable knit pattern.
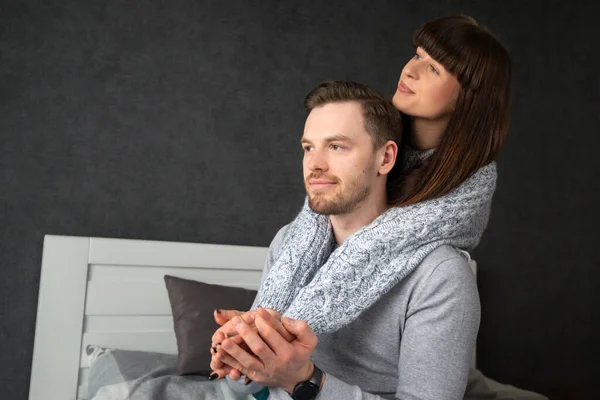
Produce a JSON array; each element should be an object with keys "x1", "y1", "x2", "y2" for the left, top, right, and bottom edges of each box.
[{"x1": 255, "y1": 151, "x2": 496, "y2": 334}]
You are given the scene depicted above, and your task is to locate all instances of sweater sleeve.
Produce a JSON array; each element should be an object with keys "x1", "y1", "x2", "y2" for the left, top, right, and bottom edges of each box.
[{"x1": 251, "y1": 224, "x2": 290, "y2": 309}]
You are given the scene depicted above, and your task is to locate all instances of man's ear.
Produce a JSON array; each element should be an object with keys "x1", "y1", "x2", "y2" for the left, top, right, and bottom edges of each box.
[{"x1": 378, "y1": 140, "x2": 398, "y2": 176}]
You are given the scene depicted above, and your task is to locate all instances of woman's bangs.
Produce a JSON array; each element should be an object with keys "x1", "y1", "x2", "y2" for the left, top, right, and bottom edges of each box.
[{"x1": 413, "y1": 21, "x2": 485, "y2": 90}]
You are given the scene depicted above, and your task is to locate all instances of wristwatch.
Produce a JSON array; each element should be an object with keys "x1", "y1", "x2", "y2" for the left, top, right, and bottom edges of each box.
[{"x1": 291, "y1": 364, "x2": 324, "y2": 400}]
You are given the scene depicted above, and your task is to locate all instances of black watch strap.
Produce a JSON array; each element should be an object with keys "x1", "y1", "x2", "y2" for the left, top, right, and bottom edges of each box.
[{"x1": 291, "y1": 364, "x2": 323, "y2": 400}]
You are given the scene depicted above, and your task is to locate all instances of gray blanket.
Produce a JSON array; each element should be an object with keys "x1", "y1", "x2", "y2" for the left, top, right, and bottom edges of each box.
[
  {"x1": 86, "y1": 346, "x2": 268, "y2": 400},
  {"x1": 85, "y1": 346, "x2": 547, "y2": 400}
]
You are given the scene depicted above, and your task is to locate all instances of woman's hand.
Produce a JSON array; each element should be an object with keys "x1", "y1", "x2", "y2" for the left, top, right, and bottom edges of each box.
[
  {"x1": 209, "y1": 309, "x2": 255, "y2": 380},
  {"x1": 211, "y1": 309, "x2": 258, "y2": 347}
]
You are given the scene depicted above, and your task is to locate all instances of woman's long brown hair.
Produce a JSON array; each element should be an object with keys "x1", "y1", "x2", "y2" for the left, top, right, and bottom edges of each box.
[{"x1": 388, "y1": 15, "x2": 512, "y2": 206}]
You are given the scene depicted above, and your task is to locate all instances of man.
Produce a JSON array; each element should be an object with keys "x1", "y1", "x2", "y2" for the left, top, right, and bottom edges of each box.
[{"x1": 210, "y1": 81, "x2": 479, "y2": 400}]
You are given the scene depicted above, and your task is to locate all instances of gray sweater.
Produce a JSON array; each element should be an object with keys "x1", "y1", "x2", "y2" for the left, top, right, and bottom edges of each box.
[
  {"x1": 254, "y1": 161, "x2": 495, "y2": 335},
  {"x1": 262, "y1": 225, "x2": 480, "y2": 400}
]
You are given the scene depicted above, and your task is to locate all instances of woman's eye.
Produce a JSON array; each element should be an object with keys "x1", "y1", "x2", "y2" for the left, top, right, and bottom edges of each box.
[
  {"x1": 414, "y1": 53, "x2": 422, "y2": 60},
  {"x1": 429, "y1": 65, "x2": 439, "y2": 75}
]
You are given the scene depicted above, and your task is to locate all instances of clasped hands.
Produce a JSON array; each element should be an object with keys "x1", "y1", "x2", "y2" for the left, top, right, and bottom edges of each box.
[{"x1": 209, "y1": 307, "x2": 318, "y2": 393}]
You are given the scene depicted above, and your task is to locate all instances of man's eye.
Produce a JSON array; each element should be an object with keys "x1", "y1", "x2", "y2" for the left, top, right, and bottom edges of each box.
[
  {"x1": 331, "y1": 145, "x2": 342, "y2": 150},
  {"x1": 303, "y1": 146, "x2": 313, "y2": 152}
]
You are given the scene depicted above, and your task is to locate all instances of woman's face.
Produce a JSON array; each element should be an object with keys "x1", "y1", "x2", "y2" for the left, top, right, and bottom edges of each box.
[{"x1": 392, "y1": 47, "x2": 461, "y2": 120}]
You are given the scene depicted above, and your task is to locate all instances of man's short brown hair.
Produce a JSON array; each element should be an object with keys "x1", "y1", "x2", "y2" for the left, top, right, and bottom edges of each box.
[{"x1": 304, "y1": 80, "x2": 402, "y2": 149}]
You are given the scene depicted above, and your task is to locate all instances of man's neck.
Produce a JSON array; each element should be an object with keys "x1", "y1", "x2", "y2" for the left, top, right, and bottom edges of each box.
[
  {"x1": 330, "y1": 194, "x2": 388, "y2": 244},
  {"x1": 410, "y1": 117, "x2": 449, "y2": 150}
]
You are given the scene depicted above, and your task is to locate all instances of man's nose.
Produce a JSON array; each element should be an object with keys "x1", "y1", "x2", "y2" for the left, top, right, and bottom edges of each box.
[{"x1": 307, "y1": 149, "x2": 328, "y2": 171}]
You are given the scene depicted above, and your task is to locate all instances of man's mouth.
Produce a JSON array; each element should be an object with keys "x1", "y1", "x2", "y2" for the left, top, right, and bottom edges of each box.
[{"x1": 307, "y1": 178, "x2": 337, "y2": 190}]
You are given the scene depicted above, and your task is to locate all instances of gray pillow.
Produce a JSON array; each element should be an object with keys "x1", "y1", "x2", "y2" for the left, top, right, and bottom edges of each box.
[{"x1": 164, "y1": 275, "x2": 257, "y2": 376}]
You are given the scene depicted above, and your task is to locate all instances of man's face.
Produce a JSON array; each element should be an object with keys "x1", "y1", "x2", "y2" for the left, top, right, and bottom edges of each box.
[{"x1": 301, "y1": 101, "x2": 378, "y2": 215}]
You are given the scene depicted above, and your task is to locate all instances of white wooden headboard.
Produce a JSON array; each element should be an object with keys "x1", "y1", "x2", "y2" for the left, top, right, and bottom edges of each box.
[
  {"x1": 29, "y1": 235, "x2": 268, "y2": 400},
  {"x1": 29, "y1": 234, "x2": 477, "y2": 400}
]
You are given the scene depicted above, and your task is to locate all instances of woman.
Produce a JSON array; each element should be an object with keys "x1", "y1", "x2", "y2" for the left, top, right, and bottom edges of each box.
[{"x1": 211, "y1": 14, "x2": 512, "y2": 399}]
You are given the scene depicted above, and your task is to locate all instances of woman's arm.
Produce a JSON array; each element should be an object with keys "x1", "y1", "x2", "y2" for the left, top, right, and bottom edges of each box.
[{"x1": 251, "y1": 224, "x2": 290, "y2": 309}]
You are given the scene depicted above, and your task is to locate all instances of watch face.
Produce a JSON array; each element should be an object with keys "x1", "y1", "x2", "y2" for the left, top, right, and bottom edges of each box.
[{"x1": 292, "y1": 382, "x2": 319, "y2": 400}]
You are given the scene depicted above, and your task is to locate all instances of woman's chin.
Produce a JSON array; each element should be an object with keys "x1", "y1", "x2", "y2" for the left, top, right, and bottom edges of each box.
[{"x1": 391, "y1": 93, "x2": 409, "y2": 112}]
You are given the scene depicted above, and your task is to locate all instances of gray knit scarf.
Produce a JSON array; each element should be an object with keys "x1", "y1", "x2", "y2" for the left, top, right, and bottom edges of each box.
[{"x1": 254, "y1": 151, "x2": 497, "y2": 334}]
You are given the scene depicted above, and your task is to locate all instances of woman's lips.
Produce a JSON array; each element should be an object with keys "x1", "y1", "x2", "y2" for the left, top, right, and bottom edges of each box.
[{"x1": 397, "y1": 81, "x2": 415, "y2": 94}]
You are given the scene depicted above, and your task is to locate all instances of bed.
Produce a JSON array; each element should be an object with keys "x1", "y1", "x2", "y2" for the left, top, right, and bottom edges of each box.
[
  {"x1": 28, "y1": 234, "x2": 268, "y2": 400},
  {"x1": 29, "y1": 234, "x2": 545, "y2": 400}
]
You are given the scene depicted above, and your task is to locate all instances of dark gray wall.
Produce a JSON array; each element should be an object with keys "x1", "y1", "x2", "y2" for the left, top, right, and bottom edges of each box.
[{"x1": 1, "y1": 1, "x2": 598, "y2": 399}]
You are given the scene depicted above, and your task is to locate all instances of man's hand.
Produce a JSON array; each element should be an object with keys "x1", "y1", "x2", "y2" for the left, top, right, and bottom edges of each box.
[
  {"x1": 213, "y1": 307, "x2": 319, "y2": 393},
  {"x1": 209, "y1": 308, "x2": 294, "y2": 380}
]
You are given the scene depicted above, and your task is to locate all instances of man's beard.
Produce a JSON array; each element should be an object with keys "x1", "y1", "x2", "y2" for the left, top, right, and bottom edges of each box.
[{"x1": 305, "y1": 175, "x2": 371, "y2": 216}]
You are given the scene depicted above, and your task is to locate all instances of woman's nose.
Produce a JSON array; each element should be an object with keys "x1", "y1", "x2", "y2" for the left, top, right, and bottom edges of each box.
[{"x1": 403, "y1": 60, "x2": 418, "y2": 80}]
